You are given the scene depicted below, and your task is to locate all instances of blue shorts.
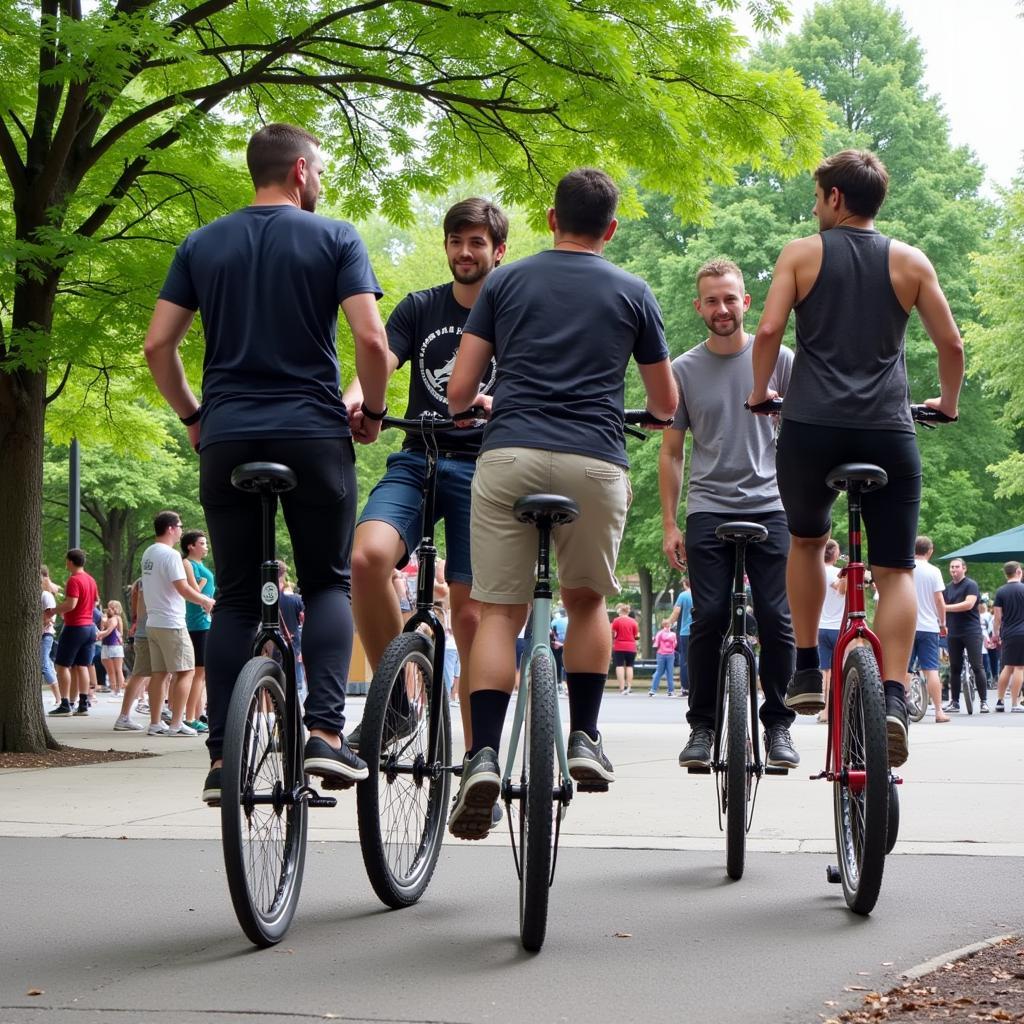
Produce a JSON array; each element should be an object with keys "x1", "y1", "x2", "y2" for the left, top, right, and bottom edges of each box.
[
  {"x1": 55, "y1": 624, "x2": 97, "y2": 668},
  {"x1": 909, "y1": 630, "x2": 940, "y2": 672},
  {"x1": 818, "y1": 628, "x2": 840, "y2": 671},
  {"x1": 358, "y1": 450, "x2": 475, "y2": 585}
]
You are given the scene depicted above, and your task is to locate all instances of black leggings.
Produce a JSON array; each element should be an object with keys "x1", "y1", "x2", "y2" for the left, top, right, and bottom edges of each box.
[
  {"x1": 200, "y1": 436, "x2": 357, "y2": 761},
  {"x1": 948, "y1": 634, "x2": 988, "y2": 703},
  {"x1": 776, "y1": 420, "x2": 921, "y2": 569}
]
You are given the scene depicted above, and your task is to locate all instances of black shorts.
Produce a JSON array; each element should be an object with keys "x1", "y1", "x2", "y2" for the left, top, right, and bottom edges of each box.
[
  {"x1": 1001, "y1": 636, "x2": 1024, "y2": 667},
  {"x1": 775, "y1": 420, "x2": 921, "y2": 569},
  {"x1": 55, "y1": 624, "x2": 97, "y2": 668},
  {"x1": 189, "y1": 629, "x2": 208, "y2": 668},
  {"x1": 612, "y1": 651, "x2": 636, "y2": 668}
]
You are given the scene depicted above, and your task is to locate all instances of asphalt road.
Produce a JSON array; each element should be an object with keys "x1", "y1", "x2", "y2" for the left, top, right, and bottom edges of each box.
[{"x1": 2, "y1": 838, "x2": 1021, "y2": 1024}]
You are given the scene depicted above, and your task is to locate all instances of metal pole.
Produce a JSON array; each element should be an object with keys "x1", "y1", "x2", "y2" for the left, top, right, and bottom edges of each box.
[{"x1": 68, "y1": 436, "x2": 80, "y2": 549}]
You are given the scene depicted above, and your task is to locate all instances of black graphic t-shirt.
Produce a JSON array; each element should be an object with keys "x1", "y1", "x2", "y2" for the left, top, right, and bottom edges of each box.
[{"x1": 386, "y1": 283, "x2": 495, "y2": 456}]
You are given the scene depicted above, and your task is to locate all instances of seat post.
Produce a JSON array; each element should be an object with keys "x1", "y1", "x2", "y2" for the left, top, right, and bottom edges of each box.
[
  {"x1": 847, "y1": 488, "x2": 863, "y2": 565},
  {"x1": 534, "y1": 519, "x2": 553, "y2": 600},
  {"x1": 260, "y1": 492, "x2": 279, "y2": 629},
  {"x1": 731, "y1": 540, "x2": 748, "y2": 638}
]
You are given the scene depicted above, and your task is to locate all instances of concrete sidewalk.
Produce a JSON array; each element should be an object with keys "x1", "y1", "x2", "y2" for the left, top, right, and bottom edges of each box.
[{"x1": 5, "y1": 693, "x2": 1023, "y2": 856}]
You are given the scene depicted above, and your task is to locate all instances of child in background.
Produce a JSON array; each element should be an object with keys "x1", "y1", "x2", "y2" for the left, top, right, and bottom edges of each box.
[{"x1": 649, "y1": 618, "x2": 678, "y2": 696}]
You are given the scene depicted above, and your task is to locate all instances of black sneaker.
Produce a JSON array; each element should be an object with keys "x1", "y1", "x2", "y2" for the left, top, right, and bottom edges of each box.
[
  {"x1": 943, "y1": 701, "x2": 960, "y2": 713},
  {"x1": 567, "y1": 730, "x2": 615, "y2": 785},
  {"x1": 303, "y1": 736, "x2": 368, "y2": 784},
  {"x1": 49, "y1": 701, "x2": 73, "y2": 717},
  {"x1": 490, "y1": 801, "x2": 504, "y2": 830},
  {"x1": 995, "y1": 700, "x2": 1005, "y2": 712},
  {"x1": 764, "y1": 724, "x2": 800, "y2": 768},
  {"x1": 785, "y1": 668, "x2": 826, "y2": 715},
  {"x1": 202, "y1": 767, "x2": 221, "y2": 807},
  {"x1": 73, "y1": 702, "x2": 89, "y2": 717},
  {"x1": 448, "y1": 747, "x2": 501, "y2": 840},
  {"x1": 886, "y1": 693, "x2": 910, "y2": 768},
  {"x1": 678, "y1": 725, "x2": 714, "y2": 768}
]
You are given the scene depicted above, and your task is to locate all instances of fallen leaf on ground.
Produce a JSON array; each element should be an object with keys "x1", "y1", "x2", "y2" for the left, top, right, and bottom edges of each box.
[
  {"x1": 26, "y1": 988, "x2": 44, "y2": 996},
  {"x1": 613, "y1": 932, "x2": 632, "y2": 939},
  {"x1": 844, "y1": 985, "x2": 869, "y2": 992}
]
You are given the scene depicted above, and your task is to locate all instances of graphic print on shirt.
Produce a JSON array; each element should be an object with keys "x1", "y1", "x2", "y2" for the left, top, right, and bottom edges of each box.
[{"x1": 418, "y1": 325, "x2": 495, "y2": 407}]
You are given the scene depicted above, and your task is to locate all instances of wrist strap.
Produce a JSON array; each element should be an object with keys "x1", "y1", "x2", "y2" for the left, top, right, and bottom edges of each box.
[
  {"x1": 360, "y1": 401, "x2": 387, "y2": 422},
  {"x1": 180, "y1": 407, "x2": 202, "y2": 426}
]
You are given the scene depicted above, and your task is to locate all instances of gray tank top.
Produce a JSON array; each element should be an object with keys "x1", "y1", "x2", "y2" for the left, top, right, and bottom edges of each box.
[{"x1": 784, "y1": 227, "x2": 912, "y2": 432}]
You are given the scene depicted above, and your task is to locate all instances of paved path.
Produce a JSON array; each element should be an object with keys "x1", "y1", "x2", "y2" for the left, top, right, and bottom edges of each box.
[{"x1": 1, "y1": 694, "x2": 1021, "y2": 1023}]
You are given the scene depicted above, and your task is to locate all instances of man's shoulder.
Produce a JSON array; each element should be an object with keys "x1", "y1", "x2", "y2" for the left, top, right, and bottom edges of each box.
[
  {"x1": 671, "y1": 343, "x2": 707, "y2": 374},
  {"x1": 400, "y1": 282, "x2": 455, "y2": 312}
]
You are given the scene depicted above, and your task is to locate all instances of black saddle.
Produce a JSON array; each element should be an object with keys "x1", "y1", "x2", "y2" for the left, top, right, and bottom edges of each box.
[
  {"x1": 230, "y1": 462, "x2": 298, "y2": 494},
  {"x1": 714, "y1": 521, "x2": 769, "y2": 545},
  {"x1": 825, "y1": 463, "x2": 888, "y2": 494},
  {"x1": 513, "y1": 494, "x2": 580, "y2": 527}
]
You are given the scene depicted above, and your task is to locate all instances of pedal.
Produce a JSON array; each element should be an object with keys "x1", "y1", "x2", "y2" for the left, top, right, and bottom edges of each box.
[
  {"x1": 686, "y1": 765, "x2": 711, "y2": 774},
  {"x1": 764, "y1": 765, "x2": 789, "y2": 776},
  {"x1": 826, "y1": 864, "x2": 842, "y2": 884},
  {"x1": 575, "y1": 782, "x2": 609, "y2": 794},
  {"x1": 319, "y1": 775, "x2": 357, "y2": 791},
  {"x1": 307, "y1": 795, "x2": 338, "y2": 808}
]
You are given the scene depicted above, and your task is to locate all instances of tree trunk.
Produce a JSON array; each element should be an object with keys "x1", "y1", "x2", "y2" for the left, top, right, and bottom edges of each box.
[
  {"x1": 101, "y1": 507, "x2": 126, "y2": 603},
  {"x1": 0, "y1": 366, "x2": 58, "y2": 751},
  {"x1": 637, "y1": 566, "x2": 654, "y2": 658}
]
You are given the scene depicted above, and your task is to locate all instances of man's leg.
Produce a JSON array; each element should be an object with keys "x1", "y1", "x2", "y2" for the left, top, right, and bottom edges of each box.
[
  {"x1": 871, "y1": 566, "x2": 916, "y2": 695},
  {"x1": 997, "y1": 663, "x2": 1011, "y2": 703},
  {"x1": 147, "y1": 673, "x2": 170, "y2": 725},
  {"x1": 168, "y1": 668, "x2": 194, "y2": 728},
  {"x1": 677, "y1": 636, "x2": 689, "y2": 694},
  {"x1": 925, "y1": 670, "x2": 949, "y2": 722},
  {"x1": 56, "y1": 664, "x2": 72, "y2": 703},
  {"x1": 1010, "y1": 666, "x2": 1024, "y2": 706},
  {"x1": 350, "y1": 520, "x2": 408, "y2": 669},
  {"x1": 948, "y1": 636, "x2": 965, "y2": 706},
  {"x1": 966, "y1": 636, "x2": 989, "y2": 705},
  {"x1": 448, "y1": 582, "x2": 479, "y2": 748}
]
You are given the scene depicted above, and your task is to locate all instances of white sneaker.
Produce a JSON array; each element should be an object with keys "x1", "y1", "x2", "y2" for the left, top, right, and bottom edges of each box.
[
  {"x1": 114, "y1": 715, "x2": 143, "y2": 732},
  {"x1": 135, "y1": 701, "x2": 149, "y2": 713},
  {"x1": 166, "y1": 721, "x2": 197, "y2": 737},
  {"x1": 147, "y1": 722, "x2": 169, "y2": 735},
  {"x1": 160, "y1": 707, "x2": 173, "y2": 723}
]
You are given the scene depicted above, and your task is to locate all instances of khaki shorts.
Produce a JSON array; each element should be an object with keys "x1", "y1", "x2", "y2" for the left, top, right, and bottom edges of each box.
[
  {"x1": 129, "y1": 638, "x2": 152, "y2": 678},
  {"x1": 470, "y1": 447, "x2": 632, "y2": 604},
  {"x1": 146, "y1": 626, "x2": 195, "y2": 673}
]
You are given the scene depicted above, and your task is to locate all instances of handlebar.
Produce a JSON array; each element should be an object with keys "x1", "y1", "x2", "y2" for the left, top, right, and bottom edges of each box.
[
  {"x1": 743, "y1": 398, "x2": 957, "y2": 429},
  {"x1": 623, "y1": 408, "x2": 675, "y2": 440},
  {"x1": 381, "y1": 408, "x2": 485, "y2": 432},
  {"x1": 744, "y1": 397, "x2": 784, "y2": 415}
]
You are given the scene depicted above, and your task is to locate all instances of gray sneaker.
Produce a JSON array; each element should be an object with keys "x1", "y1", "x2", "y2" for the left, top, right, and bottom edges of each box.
[
  {"x1": 567, "y1": 730, "x2": 615, "y2": 786},
  {"x1": 347, "y1": 708, "x2": 418, "y2": 754},
  {"x1": 113, "y1": 715, "x2": 143, "y2": 732},
  {"x1": 678, "y1": 726, "x2": 714, "y2": 768},
  {"x1": 785, "y1": 668, "x2": 826, "y2": 715},
  {"x1": 448, "y1": 747, "x2": 501, "y2": 841}
]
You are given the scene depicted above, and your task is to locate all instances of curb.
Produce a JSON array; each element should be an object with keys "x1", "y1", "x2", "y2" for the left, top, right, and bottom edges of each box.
[{"x1": 900, "y1": 932, "x2": 1017, "y2": 981}]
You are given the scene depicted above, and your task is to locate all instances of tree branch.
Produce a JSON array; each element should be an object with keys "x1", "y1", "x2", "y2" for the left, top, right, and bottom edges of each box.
[
  {"x1": 44, "y1": 361, "x2": 72, "y2": 405},
  {"x1": 0, "y1": 116, "x2": 26, "y2": 189}
]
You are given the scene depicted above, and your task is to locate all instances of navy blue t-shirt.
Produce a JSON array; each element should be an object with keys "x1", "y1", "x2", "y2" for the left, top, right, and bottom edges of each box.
[
  {"x1": 387, "y1": 283, "x2": 495, "y2": 456},
  {"x1": 463, "y1": 249, "x2": 668, "y2": 468},
  {"x1": 994, "y1": 580, "x2": 1024, "y2": 639},
  {"x1": 159, "y1": 205, "x2": 382, "y2": 447}
]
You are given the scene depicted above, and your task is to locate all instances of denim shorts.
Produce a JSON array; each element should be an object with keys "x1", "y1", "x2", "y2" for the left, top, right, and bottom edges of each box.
[
  {"x1": 818, "y1": 628, "x2": 840, "y2": 672},
  {"x1": 358, "y1": 449, "x2": 475, "y2": 585},
  {"x1": 909, "y1": 630, "x2": 940, "y2": 672}
]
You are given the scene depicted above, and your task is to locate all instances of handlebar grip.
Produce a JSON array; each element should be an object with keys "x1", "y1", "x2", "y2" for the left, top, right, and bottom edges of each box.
[
  {"x1": 909, "y1": 404, "x2": 957, "y2": 424},
  {"x1": 623, "y1": 408, "x2": 674, "y2": 427},
  {"x1": 744, "y1": 398, "x2": 784, "y2": 415}
]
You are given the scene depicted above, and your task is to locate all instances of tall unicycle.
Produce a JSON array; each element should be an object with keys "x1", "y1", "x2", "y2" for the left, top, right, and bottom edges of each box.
[
  {"x1": 723, "y1": 653, "x2": 753, "y2": 881},
  {"x1": 833, "y1": 646, "x2": 889, "y2": 914},
  {"x1": 519, "y1": 649, "x2": 558, "y2": 952},
  {"x1": 221, "y1": 657, "x2": 308, "y2": 947},
  {"x1": 357, "y1": 632, "x2": 451, "y2": 908}
]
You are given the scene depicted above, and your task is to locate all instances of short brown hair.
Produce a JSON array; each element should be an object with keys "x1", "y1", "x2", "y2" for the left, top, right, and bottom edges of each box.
[
  {"x1": 1004, "y1": 561, "x2": 1021, "y2": 578},
  {"x1": 824, "y1": 539, "x2": 840, "y2": 561},
  {"x1": 915, "y1": 536, "x2": 933, "y2": 557},
  {"x1": 247, "y1": 123, "x2": 320, "y2": 189},
  {"x1": 814, "y1": 149, "x2": 889, "y2": 218},
  {"x1": 443, "y1": 198, "x2": 509, "y2": 248},
  {"x1": 554, "y1": 168, "x2": 619, "y2": 238},
  {"x1": 66, "y1": 548, "x2": 86, "y2": 568},
  {"x1": 696, "y1": 258, "x2": 744, "y2": 291},
  {"x1": 153, "y1": 510, "x2": 181, "y2": 536}
]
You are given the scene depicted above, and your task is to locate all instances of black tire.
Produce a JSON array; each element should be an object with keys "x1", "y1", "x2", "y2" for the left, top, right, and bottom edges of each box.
[
  {"x1": 221, "y1": 657, "x2": 307, "y2": 947},
  {"x1": 886, "y1": 778, "x2": 900, "y2": 855},
  {"x1": 908, "y1": 672, "x2": 927, "y2": 724},
  {"x1": 520, "y1": 649, "x2": 557, "y2": 953},
  {"x1": 723, "y1": 653, "x2": 752, "y2": 881},
  {"x1": 833, "y1": 646, "x2": 889, "y2": 915},
  {"x1": 357, "y1": 632, "x2": 450, "y2": 909},
  {"x1": 961, "y1": 663, "x2": 975, "y2": 715}
]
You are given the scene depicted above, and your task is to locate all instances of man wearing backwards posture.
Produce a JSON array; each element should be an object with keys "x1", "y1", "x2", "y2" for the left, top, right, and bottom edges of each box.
[
  {"x1": 445, "y1": 168, "x2": 677, "y2": 839},
  {"x1": 748, "y1": 148, "x2": 963, "y2": 769},
  {"x1": 145, "y1": 122, "x2": 390, "y2": 803}
]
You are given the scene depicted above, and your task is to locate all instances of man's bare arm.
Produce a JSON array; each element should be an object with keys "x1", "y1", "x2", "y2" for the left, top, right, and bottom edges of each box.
[
  {"x1": 993, "y1": 606, "x2": 1003, "y2": 640},
  {"x1": 933, "y1": 590, "x2": 946, "y2": 630},
  {"x1": 447, "y1": 332, "x2": 494, "y2": 416},
  {"x1": 637, "y1": 358, "x2": 678, "y2": 422},
  {"x1": 910, "y1": 249, "x2": 964, "y2": 419},
  {"x1": 172, "y1": 578, "x2": 214, "y2": 611},
  {"x1": 750, "y1": 243, "x2": 800, "y2": 403},
  {"x1": 342, "y1": 293, "x2": 390, "y2": 443},
  {"x1": 659, "y1": 427, "x2": 687, "y2": 570}
]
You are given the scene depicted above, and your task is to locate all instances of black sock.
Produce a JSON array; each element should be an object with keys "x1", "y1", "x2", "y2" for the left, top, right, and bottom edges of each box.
[
  {"x1": 468, "y1": 689, "x2": 512, "y2": 757},
  {"x1": 883, "y1": 680, "x2": 906, "y2": 703},
  {"x1": 796, "y1": 646, "x2": 819, "y2": 672},
  {"x1": 566, "y1": 672, "x2": 606, "y2": 741}
]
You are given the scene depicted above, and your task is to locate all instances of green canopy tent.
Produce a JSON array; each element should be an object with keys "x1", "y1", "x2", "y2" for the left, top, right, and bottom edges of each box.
[{"x1": 940, "y1": 524, "x2": 1024, "y2": 562}]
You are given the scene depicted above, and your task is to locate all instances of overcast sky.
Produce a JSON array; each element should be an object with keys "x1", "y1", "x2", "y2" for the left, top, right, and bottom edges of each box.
[{"x1": 737, "y1": 0, "x2": 1024, "y2": 189}]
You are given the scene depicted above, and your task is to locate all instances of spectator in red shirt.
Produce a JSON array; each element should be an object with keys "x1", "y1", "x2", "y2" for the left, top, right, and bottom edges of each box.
[
  {"x1": 611, "y1": 604, "x2": 640, "y2": 695},
  {"x1": 49, "y1": 549, "x2": 100, "y2": 718}
]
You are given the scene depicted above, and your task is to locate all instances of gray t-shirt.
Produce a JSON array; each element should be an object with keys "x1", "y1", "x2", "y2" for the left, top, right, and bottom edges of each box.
[
  {"x1": 463, "y1": 249, "x2": 669, "y2": 468},
  {"x1": 671, "y1": 337, "x2": 792, "y2": 516}
]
